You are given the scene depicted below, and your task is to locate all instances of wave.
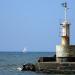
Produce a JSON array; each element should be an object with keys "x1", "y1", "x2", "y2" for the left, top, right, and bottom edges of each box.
[
  {"x1": 0, "y1": 59, "x2": 7, "y2": 62},
  {"x1": 0, "y1": 64, "x2": 22, "y2": 72}
]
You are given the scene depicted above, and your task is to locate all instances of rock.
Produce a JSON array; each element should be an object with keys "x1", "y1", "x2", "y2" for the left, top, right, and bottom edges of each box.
[{"x1": 21, "y1": 63, "x2": 36, "y2": 71}]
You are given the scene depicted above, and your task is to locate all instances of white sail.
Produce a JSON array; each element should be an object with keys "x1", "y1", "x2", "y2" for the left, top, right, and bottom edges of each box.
[{"x1": 22, "y1": 48, "x2": 27, "y2": 53}]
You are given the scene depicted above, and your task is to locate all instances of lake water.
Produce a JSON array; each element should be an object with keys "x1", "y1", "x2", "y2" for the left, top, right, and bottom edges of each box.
[{"x1": 0, "y1": 52, "x2": 57, "y2": 75}]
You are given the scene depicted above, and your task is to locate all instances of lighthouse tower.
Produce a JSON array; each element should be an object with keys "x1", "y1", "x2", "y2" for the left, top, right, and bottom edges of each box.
[{"x1": 56, "y1": 2, "x2": 71, "y2": 62}]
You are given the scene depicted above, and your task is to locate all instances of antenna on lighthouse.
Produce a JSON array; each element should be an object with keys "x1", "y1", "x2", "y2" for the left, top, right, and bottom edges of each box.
[{"x1": 62, "y1": 2, "x2": 69, "y2": 21}]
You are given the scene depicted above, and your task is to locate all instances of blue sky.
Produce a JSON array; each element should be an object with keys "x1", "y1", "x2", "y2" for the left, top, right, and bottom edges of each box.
[{"x1": 0, "y1": 0, "x2": 75, "y2": 52}]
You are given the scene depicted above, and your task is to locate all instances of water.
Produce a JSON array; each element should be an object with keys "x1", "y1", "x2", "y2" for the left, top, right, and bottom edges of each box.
[{"x1": 0, "y1": 52, "x2": 56, "y2": 75}]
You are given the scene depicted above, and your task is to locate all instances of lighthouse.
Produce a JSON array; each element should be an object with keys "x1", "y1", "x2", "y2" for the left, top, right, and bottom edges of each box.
[{"x1": 56, "y1": 2, "x2": 75, "y2": 62}]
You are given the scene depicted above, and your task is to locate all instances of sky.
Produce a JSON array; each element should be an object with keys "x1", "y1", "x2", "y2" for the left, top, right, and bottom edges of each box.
[{"x1": 0, "y1": 0, "x2": 75, "y2": 52}]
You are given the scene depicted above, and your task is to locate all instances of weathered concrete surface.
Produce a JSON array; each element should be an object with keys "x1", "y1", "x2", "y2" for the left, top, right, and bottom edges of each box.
[{"x1": 35, "y1": 62, "x2": 75, "y2": 74}]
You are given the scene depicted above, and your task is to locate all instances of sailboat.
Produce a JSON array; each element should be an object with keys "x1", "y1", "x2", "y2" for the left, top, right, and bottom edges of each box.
[{"x1": 22, "y1": 47, "x2": 27, "y2": 53}]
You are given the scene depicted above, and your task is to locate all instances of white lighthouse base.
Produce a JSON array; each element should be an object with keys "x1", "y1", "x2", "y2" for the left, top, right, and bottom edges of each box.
[{"x1": 56, "y1": 45, "x2": 75, "y2": 62}]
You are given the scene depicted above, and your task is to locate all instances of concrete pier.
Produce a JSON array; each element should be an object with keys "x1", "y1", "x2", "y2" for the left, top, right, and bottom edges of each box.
[{"x1": 35, "y1": 62, "x2": 75, "y2": 74}]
